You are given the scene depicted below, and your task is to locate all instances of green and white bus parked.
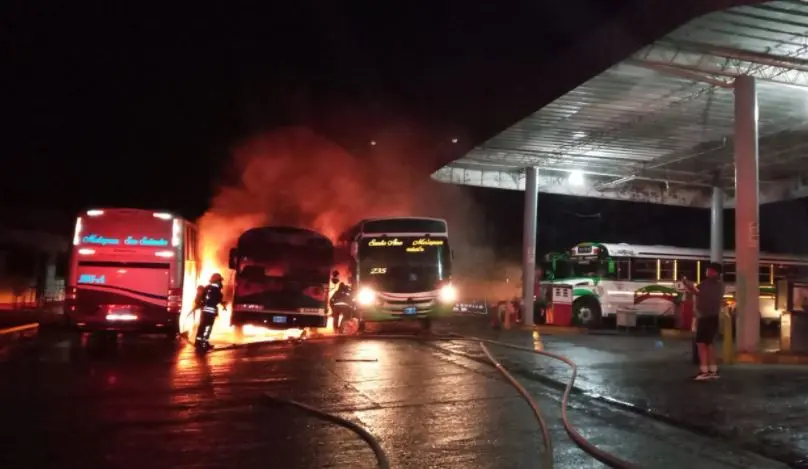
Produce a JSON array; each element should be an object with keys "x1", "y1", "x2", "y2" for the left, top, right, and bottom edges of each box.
[{"x1": 547, "y1": 242, "x2": 808, "y2": 328}]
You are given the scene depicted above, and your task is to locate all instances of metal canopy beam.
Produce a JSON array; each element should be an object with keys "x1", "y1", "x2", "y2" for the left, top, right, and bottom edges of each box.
[
  {"x1": 431, "y1": 166, "x2": 713, "y2": 207},
  {"x1": 631, "y1": 43, "x2": 808, "y2": 88}
]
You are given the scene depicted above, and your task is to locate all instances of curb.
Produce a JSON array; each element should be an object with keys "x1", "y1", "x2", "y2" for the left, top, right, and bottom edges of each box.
[
  {"x1": 0, "y1": 322, "x2": 39, "y2": 351},
  {"x1": 659, "y1": 328, "x2": 695, "y2": 339},
  {"x1": 734, "y1": 352, "x2": 808, "y2": 365},
  {"x1": 526, "y1": 325, "x2": 588, "y2": 335}
]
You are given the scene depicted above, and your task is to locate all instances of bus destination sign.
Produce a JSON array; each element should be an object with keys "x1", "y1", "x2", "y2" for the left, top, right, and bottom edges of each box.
[
  {"x1": 82, "y1": 234, "x2": 169, "y2": 247},
  {"x1": 367, "y1": 237, "x2": 445, "y2": 253}
]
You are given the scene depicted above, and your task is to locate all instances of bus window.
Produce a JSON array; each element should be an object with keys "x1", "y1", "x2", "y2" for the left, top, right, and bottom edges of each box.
[
  {"x1": 603, "y1": 258, "x2": 630, "y2": 280},
  {"x1": 760, "y1": 264, "x2": 773, "y2": 285},
  {"x1": 659, "y1": 259, "x2": 675, "y2": 281},
  {"x1": 722, "y1": 263, "x2": 735, "y2": 282},
  {"x1": 678, "y1": 259, "x2": 698, "y2": 281},
  {"x1": 775, "y1": 264, "x2": 791, "y2": 280},
  {"x1": 630, "y1": 259, "x2": 657, "y2": 281},
  {"x1": 724, "y1": 263, "x2": 772, "y2": 283}
]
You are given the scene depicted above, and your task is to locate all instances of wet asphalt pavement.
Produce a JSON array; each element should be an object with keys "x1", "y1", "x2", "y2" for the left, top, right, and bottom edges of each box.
[
  {"x1": 0, "y1": 323, "x2": 792, "y2": 469},
  {"x1": 435, "y1": 326, "x2": 808, "y2": 468}
]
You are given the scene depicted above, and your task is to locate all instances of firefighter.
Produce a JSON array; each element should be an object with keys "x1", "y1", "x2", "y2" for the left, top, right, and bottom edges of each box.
[
  {"x1": 195, "y1": 273, "x2": 226, "y2": 350},
  {"x1": 329, "y1": 271, "x2": 353, "y2": 333}
]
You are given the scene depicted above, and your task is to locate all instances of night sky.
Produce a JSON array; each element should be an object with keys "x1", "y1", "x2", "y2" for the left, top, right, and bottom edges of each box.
[{"x1": 6, "y1": 0, "x2": 808, "y2": 256}]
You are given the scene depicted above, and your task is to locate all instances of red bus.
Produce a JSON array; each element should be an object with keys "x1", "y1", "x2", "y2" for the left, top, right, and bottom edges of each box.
[{"x1": 66, "y1": 208, "x2": 200, "y2": 337}]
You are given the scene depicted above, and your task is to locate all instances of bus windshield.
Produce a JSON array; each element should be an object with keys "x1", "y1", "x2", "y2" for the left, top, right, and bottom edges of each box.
[
  {"x1": 358, "y1": 236, "x2": 451, "y2": 292},
  {"x1": 569, "y1": 257, "x2": 618, "y2": 278},
  {"x1": 541, "y1": 259, "x2": 572, "y2": 280},
  {"x1": 237, "y1": 245, "x2": 333, "y2": 281},
  {"x1": 233, "y1": 228, "x2": 334, "y2": 299}
]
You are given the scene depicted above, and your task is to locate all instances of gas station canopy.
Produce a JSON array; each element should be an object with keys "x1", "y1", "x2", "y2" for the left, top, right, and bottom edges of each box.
[{"x1": 432, "y1": 1, "x2": 808, "y2": 208}]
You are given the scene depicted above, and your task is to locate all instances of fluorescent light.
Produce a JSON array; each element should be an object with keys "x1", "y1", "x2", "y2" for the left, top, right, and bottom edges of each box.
[{"x1": 568, "y1": 171, "x2": 584, "y2": 186}]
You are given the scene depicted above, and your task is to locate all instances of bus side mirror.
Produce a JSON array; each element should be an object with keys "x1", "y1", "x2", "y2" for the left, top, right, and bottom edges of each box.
[{"x1": 228, "y1": 248, "x2": 238, "y2": 270}]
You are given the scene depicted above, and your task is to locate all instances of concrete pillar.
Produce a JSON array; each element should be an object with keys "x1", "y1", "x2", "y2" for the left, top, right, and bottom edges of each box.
[
  {"x1": 710, "y1": 186, "x2": 723, "y2": 264},
  {"x1": 733, "y1": 75, "x2": 760, "y2": 353},
  {"x1": 522, "y1": 167, "x2": 538, "y2": 327},
  {"x1": 44, "y1": 251, "x2": 58, "y2": 300}
]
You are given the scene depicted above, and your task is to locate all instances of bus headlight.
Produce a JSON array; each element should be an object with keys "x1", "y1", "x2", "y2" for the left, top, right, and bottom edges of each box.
[
  {"x1": 356, "y1": 287, "x2": 377, "y2": 306},
  {"x1": 439, "y1": 284, "x2": 457, "y2": 303}
]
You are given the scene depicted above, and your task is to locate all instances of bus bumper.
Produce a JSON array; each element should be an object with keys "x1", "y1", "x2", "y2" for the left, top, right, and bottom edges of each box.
[
  {"x1": 231, "y1": 311, "x2": 327, "y2": 329},
  {"x1": 357, "y1": 303, "x2": 454, "y2": 322},
  {"x1": 70, "y1": 318, "x2": 179, "y2": 334}
]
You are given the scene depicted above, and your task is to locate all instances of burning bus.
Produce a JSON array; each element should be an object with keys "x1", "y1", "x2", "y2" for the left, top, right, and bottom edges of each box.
[
  {"x1": 66, "y1": 208, "x2": 200, "y2": 337},
  {"x1": 227, "y1": 226, "x2": 334, "y2": 334},
  {"x1": 330, "y1": 217, "x2": 457, "y2": 333}
]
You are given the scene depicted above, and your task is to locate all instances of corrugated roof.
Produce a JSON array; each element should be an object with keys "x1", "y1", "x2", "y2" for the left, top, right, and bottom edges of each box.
[{"x1": 434, "y1": 0, "x2": 808, "y2": 207}]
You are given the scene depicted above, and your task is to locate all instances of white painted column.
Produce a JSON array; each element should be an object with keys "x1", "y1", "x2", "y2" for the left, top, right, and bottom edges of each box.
[
  {"x1": 522, "y1": 167, "x2": 538, "y2": 327},
  {"x1": 710, "y1": 186, "x2": 723, "y2": 263},
  {"x1": 733, "y1": 75, "x2": 760, "y2": 353},
  {"x1": 44, "y1": 251, "x2": 58, "y2": 300}
]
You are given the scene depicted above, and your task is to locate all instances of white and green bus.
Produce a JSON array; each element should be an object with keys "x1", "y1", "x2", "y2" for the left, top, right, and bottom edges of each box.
[{"x1": 545, "y1": 242, "x2": 808, "y2": 328}]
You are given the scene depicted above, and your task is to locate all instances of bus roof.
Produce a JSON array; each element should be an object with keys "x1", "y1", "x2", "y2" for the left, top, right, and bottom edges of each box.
[
  {"x1": 358, "y1": 217, "x2": 448, "y2": 236},
  {"x1": 572, "y1": 242, "x2": 808, "y2": 265},
  {"x1": 237, "y1": 226, "x2": 333, "y2": 248},
  {"x1": 79, "y1": 208, "x2": 188, "y2": 221}
]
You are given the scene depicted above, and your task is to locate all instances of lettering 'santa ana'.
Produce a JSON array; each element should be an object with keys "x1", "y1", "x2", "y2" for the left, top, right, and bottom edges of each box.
[{"x1": 368, "y1": 238, "x2": 403, "y2": 247}]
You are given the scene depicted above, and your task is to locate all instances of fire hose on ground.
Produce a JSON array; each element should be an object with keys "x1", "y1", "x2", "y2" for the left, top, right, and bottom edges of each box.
[
  {"x1": 262, "y1": 394, "x2": 391, "y2": 469},
  {"x1": 185, "y1": 327, "x2": 642, "y2": 469}
]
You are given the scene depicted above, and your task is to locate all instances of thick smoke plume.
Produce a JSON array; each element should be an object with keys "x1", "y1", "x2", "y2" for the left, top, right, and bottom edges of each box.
[
  {"x1": 198, "y1": 126, "x2": 417, "y2": 279},
  {"x1": 198, "y1": 125, "x2": 506, "y2": 302}
]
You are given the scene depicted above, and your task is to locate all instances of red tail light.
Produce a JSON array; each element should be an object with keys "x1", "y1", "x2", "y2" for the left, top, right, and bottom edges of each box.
[
  {"x1": 66, "y1": 286, "x2": 77, "y2": 301},
  {"x1": 65, "y1": 286, "x2": 78, "y2": 311},
  {"x1": 167, "y1": 288, "x2": 182, "y2": 313}
]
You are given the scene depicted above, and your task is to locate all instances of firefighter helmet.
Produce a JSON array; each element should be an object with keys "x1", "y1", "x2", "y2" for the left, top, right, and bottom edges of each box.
[{"x1": 209, "y1": 273, "x2": 224, "y2": 284}]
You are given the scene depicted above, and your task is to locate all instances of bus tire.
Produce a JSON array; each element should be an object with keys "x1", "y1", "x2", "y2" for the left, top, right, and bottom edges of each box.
[
  {"x1": 338, "y1": 317, "x2": 360, "y2": 336},
  {"x1": 573, "y1": 296, "x2": 602, "y2": 328}
]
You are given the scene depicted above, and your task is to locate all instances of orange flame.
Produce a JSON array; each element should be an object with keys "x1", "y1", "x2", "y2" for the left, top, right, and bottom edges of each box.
[
  {"x1": 192, "y1": 126, "x2": 420, "y2": 343},
  {"x1": 188, "y1": 125, "x2": 496, "y2": 343}
]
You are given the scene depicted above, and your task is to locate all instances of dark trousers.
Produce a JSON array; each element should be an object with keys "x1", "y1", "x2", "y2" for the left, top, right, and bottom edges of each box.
[{"x1": 195, "y1": 312, "x2": 216, "y2": 346}]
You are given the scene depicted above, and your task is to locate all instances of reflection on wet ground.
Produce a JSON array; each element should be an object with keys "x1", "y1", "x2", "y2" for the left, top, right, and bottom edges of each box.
[
  {"x1": 435, "y1": 317, "x2": 808, "y2": 468},
  {"x1": 0, "y1": 326, "x2": 791, "y2": 469}
]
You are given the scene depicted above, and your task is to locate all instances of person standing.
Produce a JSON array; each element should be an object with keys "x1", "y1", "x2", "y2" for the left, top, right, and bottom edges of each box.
[
  {"x1": 683, "y1": 262, "x2": 724, "y2": 380},
  {"x1": 195, "y1": 273, "x2": 226, "y2": 350}
]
